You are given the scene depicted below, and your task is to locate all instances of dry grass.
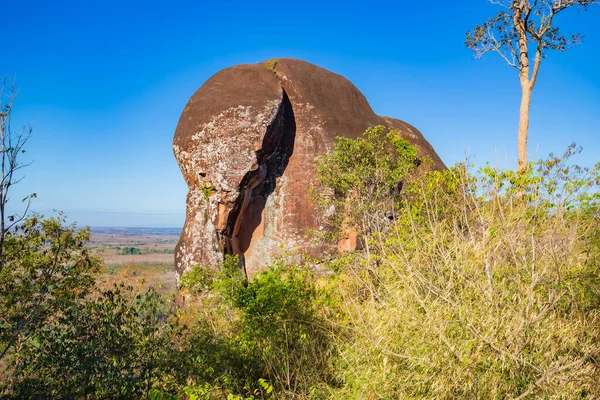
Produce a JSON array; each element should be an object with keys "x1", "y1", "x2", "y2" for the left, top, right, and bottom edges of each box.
[
  {"x1": 324, "y1": 158, "x2": 600, "y2": 399},
  {"x1": 95, "y1": 264, "x2": 177, "y2": 295},
  {"x1": 100, "y1": 253, "x2": 174, "y2": 267}
]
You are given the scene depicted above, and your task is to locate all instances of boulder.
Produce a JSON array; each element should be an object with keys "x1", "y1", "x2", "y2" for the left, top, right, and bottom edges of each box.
[{"x1": 173, "y1": 59, "x2": 444, "y2": 276}]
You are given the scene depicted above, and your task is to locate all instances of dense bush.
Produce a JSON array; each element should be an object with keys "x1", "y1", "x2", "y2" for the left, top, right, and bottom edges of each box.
[
  {"x1": 318, "y1": 144, "x2": 600, "y2": 399},
  {"x1": 176, "y1": 256, "x2": 333, "y2": 399},
  {"x1": 120, "y1": 246, "x2": 142, "y2": 255},
  {"x1": 5, "y1": 285, "x2": 173, "y2": 398},
  {"x1": 314, "y1": 125, "x2": 420, "y2": 241},
  {"x1": 0, "y1": 215, "x2": 101, "y2": 364}
]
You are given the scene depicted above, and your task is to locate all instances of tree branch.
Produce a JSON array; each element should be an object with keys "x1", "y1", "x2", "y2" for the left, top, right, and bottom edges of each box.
[{"x1": 488, "y1": 27, "x2": 521, "y2": 68}]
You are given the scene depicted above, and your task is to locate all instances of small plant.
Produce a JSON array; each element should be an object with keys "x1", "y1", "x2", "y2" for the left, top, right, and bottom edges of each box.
[
  {"x1": 200, "y1": 182, "x2": 215, "y2": 200},
  {"x1": 265, "y1": 59, "x2": 277, "y2": 76}
]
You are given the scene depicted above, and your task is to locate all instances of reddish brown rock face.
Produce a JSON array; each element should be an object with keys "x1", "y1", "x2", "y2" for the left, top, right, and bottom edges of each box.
[{"x1": 173, "y1": 59, "x2": 444, "y2": 276}]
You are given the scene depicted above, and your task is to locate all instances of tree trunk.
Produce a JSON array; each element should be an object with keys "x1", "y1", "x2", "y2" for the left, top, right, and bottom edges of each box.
[
  {"x1": 517, "y1": 82, "x2": 532, "y2": 172},
  {"x1": 512, "y1": 3, "x2": 532, "y2": 173}
]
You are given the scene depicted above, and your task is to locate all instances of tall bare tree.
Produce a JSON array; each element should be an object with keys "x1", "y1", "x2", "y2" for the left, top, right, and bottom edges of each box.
[
  {"x1": 0, "y1": 80, "x2": 34, "y2": 271},
  {"x1": 466, "y1": 0, "x2": 598, "y2": 171}
]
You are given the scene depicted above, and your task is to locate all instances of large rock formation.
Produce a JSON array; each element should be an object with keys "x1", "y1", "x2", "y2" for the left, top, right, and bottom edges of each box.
[{"x1": 173, "y1": 59, "x2": 444, "y2": 276}]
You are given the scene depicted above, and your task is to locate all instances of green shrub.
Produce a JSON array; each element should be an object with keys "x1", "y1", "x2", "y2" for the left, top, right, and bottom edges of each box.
[
  {"x1": 180, "y1": 264, "x2": 216, "y2": 294},
  {"x1": 0, "y1": 214, "x2": 101, "y2": 365},
  {"x1": 148, "y1": 248, "x2": 175, "y2": 254},
  {"x1": 5, "y1": 284, "x2": 174, "y2": 398},
  {"x1": 120, "y1": 246, "x2": 142, "y2": 255},
  {"x1": 201, "y1": 183, "x2": 216, "y2": 200},
  {"x1": 314, "y1": 125, "x2": 420, "y2": 241},
  {"x1": 231, "y1": 264, "x2": 330, "y2": 396},
  {"x1": 265, "y1": 59, "x2": 277, "y2": 76},
  {"x1": 178, "y1": 256, "x2": 333, "y2": 399},
  {"x1": 4, "y1": 122, "x2": 598, "y2": 400}
]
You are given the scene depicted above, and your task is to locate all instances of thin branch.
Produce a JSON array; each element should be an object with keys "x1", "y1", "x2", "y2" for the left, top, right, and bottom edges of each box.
[
  {"x1": 512, "y1": 356, "x2": 590, "y2": 400},
  {"x1": 490, "y1": 0, "x2": 513, "y2": 8}
]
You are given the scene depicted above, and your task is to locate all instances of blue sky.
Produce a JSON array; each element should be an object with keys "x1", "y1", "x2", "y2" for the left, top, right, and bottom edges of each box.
[{"x1": 2, "y1": 0, "x2": 599, "y2": 227}]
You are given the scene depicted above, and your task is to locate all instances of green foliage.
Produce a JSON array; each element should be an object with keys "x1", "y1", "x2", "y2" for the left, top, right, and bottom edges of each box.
[
  {"x1": 1, "y1": 83, "x2": 182, "y2": 398},
  {"x1": 265, "y1": 59, "x2": 277, "y2": 76},
  {"x1": 2, "y1": 100, "x2": 598, "y2": 400},
  {"x1": 148, "y1": 248, "x2": 175, "y2": 254},
  {"x1": 212, "y1": 254, "x2": 248, "y2": 302},
  {"x1": 316, "y1": 125, "x2": 417, "y2": 199},
  {"x1": 0, "y1": 212, "x2": 180, "y2": 399},
  {"x1": 175, "y1": 136, "x2": 600, "y2": 399},
  {"x1": 231, "y1": 264, "x2": 314, "y2": 336},
  {"x1": 314, "y1": 125, "x2": 420, "y2": 239},
  {"x1": 201, "y1": 183, "x2": 216, "y2": 200},
  {"x1": 177, "y1": 256, "x2": 333, "y2": 398},
  {"x1": 180, "y1": 264, "x2": 216, "y2": 294},
  {"x1": 149, "y1": 388, "x2": 179, "y2": 400},
  {"x1": 4, "y1": 284, "x2": 174, "y2": 398},
  {"x1": 120, "y1": 246, "x2": 142, "y2": 255},
  {"x1": 0, "y1": 214, "x2": 101, "y2": 363},
  {"x1": 233, "y1": 266, "x2": 331, "y2": 398}
]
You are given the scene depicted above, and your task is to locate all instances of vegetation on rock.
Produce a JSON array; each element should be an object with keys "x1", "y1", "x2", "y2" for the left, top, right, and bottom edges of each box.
[
  {"x1": 2, "y1": 124, "x2": 599, "y2": 398},
  {"x1": 265, "y1": 59, "x2": 278, "y2": 76},
  {"x1": 314, "y1": 125, "x2": 421, "y2": 241}
]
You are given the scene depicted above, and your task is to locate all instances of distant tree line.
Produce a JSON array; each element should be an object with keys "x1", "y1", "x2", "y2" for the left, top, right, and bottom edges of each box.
[{"x1": 114, "y1": 246, "x2": 174, "y2": 255}]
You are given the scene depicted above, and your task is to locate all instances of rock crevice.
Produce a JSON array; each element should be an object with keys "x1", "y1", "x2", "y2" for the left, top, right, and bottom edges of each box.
[{"x1": 221, "y1": 90, "x2": 296, "y2": 275}]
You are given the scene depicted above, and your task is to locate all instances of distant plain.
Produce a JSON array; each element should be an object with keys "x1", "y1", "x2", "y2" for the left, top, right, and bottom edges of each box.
[{"x1": 89, "y1": 227, "x2": 180, "y2": 294}]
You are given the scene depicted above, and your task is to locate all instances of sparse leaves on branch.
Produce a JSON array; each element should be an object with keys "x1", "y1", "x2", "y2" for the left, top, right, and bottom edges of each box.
[
  {"x1": 466, "y1": 1, "x2": 596, "y2": 69},
  {"x1": 0, "y1": 80, "x2": 34, "y2": 270},
  {"x1": 466, "y1": 0, "x2": 598, "y2": 171}
]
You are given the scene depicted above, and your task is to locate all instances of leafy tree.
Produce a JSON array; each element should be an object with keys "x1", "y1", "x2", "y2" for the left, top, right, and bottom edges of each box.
[
  {"x1": 466, "y1": 0, "x2": 598, "y2": 171},
  {"x1": 120, "y1": 246, "x2": 142, "y2": 255},
  {"x1": 0, "y1": 81, "x2": 175, "y2": 399},
  {"x1": 0, "y1": 214, "x2": 101, "y2": 362},
  {"x1": 314, "y1": 125, "x2": 420, "y2": 243}
]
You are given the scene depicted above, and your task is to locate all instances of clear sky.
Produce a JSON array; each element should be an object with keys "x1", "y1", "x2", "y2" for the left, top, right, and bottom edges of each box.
[{"x1": 2, "y1": 0, "x2": 599, "y2": 227}]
